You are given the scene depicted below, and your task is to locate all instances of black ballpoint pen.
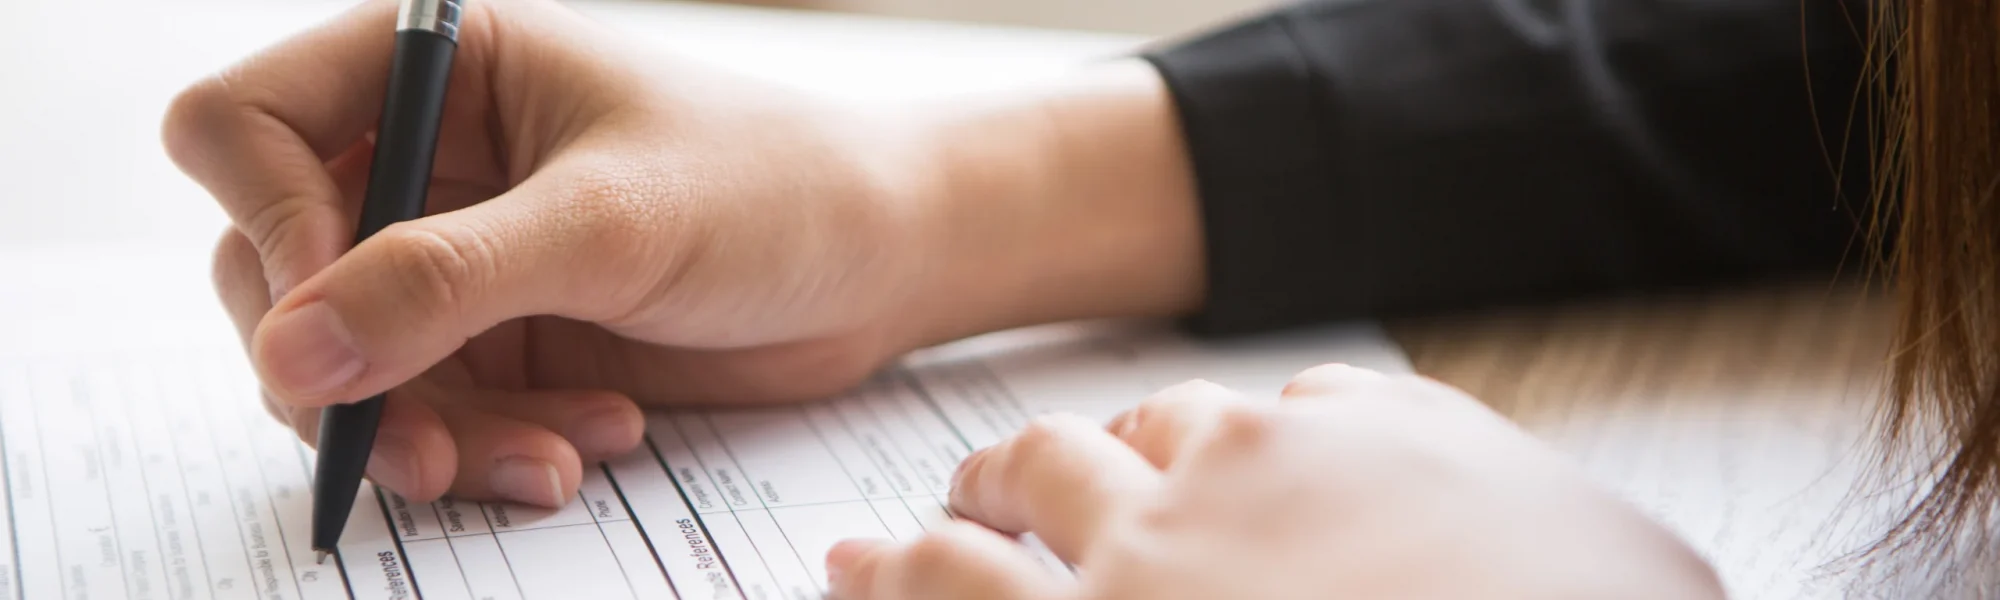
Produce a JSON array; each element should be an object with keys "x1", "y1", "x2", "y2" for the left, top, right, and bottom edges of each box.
[{"x1": 312, "y1": 0, "x2": 463, "y2": 565}]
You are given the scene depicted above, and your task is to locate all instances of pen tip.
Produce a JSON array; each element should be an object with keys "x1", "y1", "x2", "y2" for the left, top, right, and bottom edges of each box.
[{"x1": 316, "y1": 549, "x2": 330, "y2": 565}]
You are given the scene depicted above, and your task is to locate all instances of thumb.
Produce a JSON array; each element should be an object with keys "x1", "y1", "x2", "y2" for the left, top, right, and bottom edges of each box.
[{"x1": 249, "y1": 169, "x2": 667, "y2": 407}]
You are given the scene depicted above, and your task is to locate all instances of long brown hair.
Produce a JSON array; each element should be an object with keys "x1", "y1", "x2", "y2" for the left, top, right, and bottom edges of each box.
[{"x1": 1860, "y1": 0, "x2": 2000, "y2": 588}]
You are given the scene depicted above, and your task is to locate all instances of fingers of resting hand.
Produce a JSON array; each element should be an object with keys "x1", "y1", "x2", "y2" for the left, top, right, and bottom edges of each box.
[
  {"x1": 949, "y1": 413, "x2": 1160, "y2": 563},
  {"x1": 163, "y1": 0, "x2": 401, "y2": 299},
  {"x1": 826, "y1": 522, "x2": 1069, "y2": 600},
  {"x1": 1280, "y1": 363, "x2": 1494, "y2": 414},
  {"x1": 1279, "y1": 363, "x2": 1394, "y2": 401},
  {"x1": 1105, "y1": 379, "x2": 1243, "y2": 469},
  {"x1": 250, "y1": 171, "x2": 643, "y2": 408}
]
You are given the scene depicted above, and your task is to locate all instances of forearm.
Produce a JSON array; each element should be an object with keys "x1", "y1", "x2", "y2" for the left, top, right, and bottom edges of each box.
[
  {"x1": 891, "y1": 0, "x2": 1877, "y2": 352},
  {"x1": 900, "y1": 59, "x2": 1207, "y2": 348}
]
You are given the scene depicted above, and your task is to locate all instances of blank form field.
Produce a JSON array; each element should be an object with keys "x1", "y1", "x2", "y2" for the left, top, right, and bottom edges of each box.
[
  {"x1": 494, "y1": 524, "x2": 638, "y2": 600},
  {"x1": 440, "y1": 535, "x2": 522, "y2": 600},
  {"x1": 400, "y1": 538, "x2": 472, "y2": 600}
]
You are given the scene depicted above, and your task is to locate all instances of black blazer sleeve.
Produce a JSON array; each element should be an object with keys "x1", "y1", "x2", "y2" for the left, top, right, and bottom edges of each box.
[{"x1": 1142, "y1": 0, "x2": 1876, "y2": 335}]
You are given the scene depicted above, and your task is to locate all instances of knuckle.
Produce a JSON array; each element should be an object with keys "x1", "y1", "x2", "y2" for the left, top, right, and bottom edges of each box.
[
  {"x1": 1149, "y1": 378, "x2": 1231, "y2": 404},
  {"x1": 1130, "y1": 379, "x2": 1235, "y2": 422},
  {"x1": 1104, "y1": 409, "x2": 1138, "y2": 440},
  {"x1": 1282, "y1": 363, "x2": 1394, "y2": 399},
  {"x1": 1113, "y1": 382, "x2": 1224, "y2": 444},
  {"x1": 1127, "y1": 396, "x2": 1171, "y2": 421},
  {"x1": 1208, "y1": 405, "x2": 1278, "y2": 448},
  {"x1": 208, "y1": 227, "x2": 278, "y2": 333},
  {"x1": 1008, "y1": 420, "x2": 1064, "y2": 462},
  {"x1": 992, "y1": 414, "x2": 1094, "y2": 487},
  {"x1": 238, "y1": 197, "x2": 312, "y2": 259},
  {"x1": 900, "y1": 530, "x2": 970, "y2": 574},
  {"x1": 161, "y1": 77, "x2": 230, "y2": 169},
  {"x1": 1118, "y1": 400, "x2": 1178, "y2": 445},
  {"x1": 1105, "y1": 411, "x2": 1145, "y2": 446},
  {"x1": 1295, "y1": 362, "x2": 1386, "y2": 382},
  {"x1": 375, "y1": 223, "x2": 495, "y2": 312},
  {"x1": 164, "y1": 74, "x2": 229, "y2": 121},
  {"x1": 163, "y1": 67, "x2": 281, "y2": 165},
  {"x1": 1012, "y1": 413, "x2": 1090, "y2": 454},
  {"x1": 210, "y1": 228, "x2": 259, "y2": 293}
]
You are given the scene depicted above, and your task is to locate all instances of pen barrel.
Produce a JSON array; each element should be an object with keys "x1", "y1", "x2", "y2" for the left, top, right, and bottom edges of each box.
[
  {"x1": 311, "y1": 26, "x2": 458, "y2": 553},
  {"x1": 353, "y1": 28, "x2": 457, "y2": 244},
  {"x1": 311, "y1": 396, "x2": 385, "y2": 550}
]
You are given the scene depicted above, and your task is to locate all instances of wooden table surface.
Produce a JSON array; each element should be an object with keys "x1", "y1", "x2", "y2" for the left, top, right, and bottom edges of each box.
[{"x1": 1391, "y1": 284, "x2": 1937, "y2": 598}]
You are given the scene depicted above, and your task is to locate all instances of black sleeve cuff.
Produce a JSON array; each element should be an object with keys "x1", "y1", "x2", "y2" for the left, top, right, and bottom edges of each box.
[
  {"x1": 1141, "y1": 13, "x2": 1349, "y2": 337},
  {"x1": 1140, "y1": 0, "x2": 1871, "y2": 339}
]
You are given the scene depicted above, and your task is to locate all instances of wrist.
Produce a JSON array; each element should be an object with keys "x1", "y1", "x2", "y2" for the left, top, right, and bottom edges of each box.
[{"x1": 896, "y1": 58, "x2": 1207, "y2": 349}]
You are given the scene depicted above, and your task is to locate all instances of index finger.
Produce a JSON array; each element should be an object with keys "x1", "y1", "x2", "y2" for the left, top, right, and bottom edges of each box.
[
  {"x1": 949, "y1": 413, "x2": 1160, "y2": 564},
  {"x1": 162, "y1": 0, "x2": 401, "y2": 300}
]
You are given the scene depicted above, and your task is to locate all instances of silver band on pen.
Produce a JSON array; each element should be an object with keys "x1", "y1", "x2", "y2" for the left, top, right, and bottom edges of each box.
[{"x1": 398, "y1": 0, "x2": 465, "y2": 40}]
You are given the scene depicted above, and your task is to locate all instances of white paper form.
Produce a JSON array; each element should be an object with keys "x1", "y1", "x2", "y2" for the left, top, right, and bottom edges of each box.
[{"x1": 0, "y1": 320, "x2": 1409, "y2": 600}]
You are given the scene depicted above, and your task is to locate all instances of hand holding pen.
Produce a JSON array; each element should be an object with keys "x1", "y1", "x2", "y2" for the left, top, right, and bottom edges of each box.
[{"x1": 164, "y1": 0, "x2": 1196, "y2": 528}]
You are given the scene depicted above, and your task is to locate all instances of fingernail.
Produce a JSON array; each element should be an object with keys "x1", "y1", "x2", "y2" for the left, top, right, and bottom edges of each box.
[
  {"x1": 1282, "y1": 363, "x2": 1386, "y2": 398},
  {"x1": 490, "y1": 456, "x2": 563, "y2": 507},
  {"x1": 365, "y1": 435, "x2": 421, "y2": 496},
  {"x1": 948, "y1": 449, "x2": 987, "y2": 512},
  {"x1": 826, "y1": 538, "x2": 889, "y2": 588},
  {"x1": 566, "y1": 408, "x2": 641, "y2": 459},
  {"x1": 1109, "y1": 411, "x2": 1140, "y2": 438},
  {"x1": 952, "y1": 448, "x2": 985, "y2": 490},
  {"x1": 259, "y1": 301, "x2": 364, "y2": 399}
]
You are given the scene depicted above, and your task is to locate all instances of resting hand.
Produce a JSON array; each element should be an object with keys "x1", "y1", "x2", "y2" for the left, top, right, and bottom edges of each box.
[{"x1": 826, "y1": 364, "x2": 1726, "y2": 600}]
